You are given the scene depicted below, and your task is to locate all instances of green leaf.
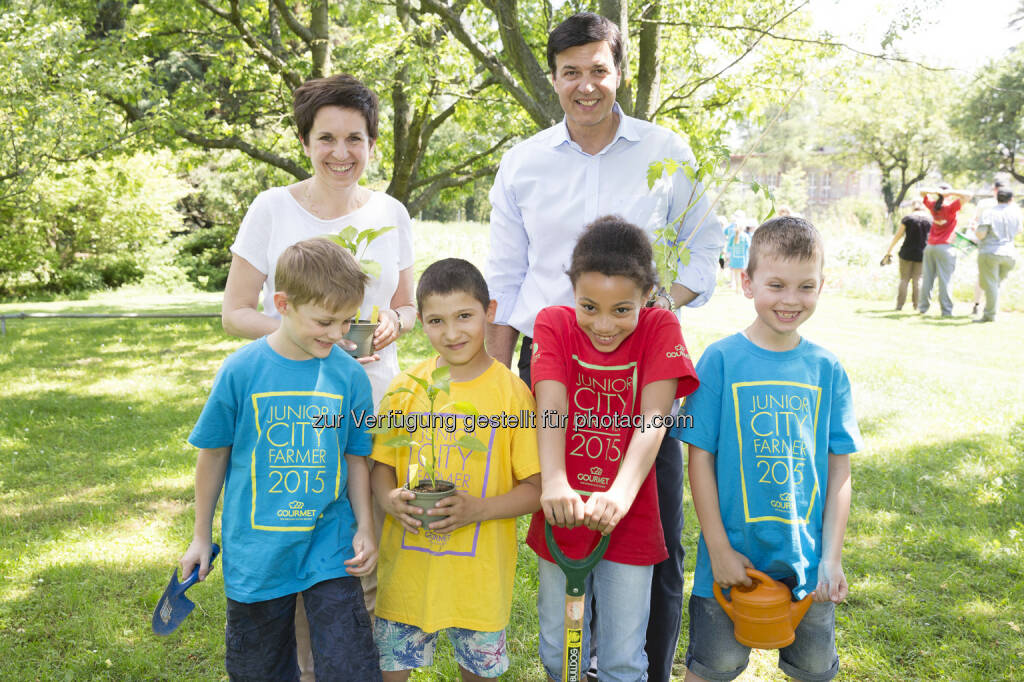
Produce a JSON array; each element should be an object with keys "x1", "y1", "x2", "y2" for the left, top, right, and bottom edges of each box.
[
  {"x1": 443, "y1": 400, "x2": 479, "y2": 416},
  {"x1": 384, "y1": 435, "x2": 415, "y2": 448},
  {"x1": 430, "y1": 364, "x2": 451, "y2": 385},
  {"x1": 407, "y1": 374, "x2": 430, "y2": 394},
  {"x1": 678, "y1": 247, "x2": 691, "y2": 267},
  {"x1": 360, "y1": 225, "x2": 396, "y2": 243},
  {"x1": 360, "y1": 259, "x2": 382, "y2": 279},
  {"x1": 456, "y1": 434, "x2": 489, "y2": 452},
  {"x1": 646, "y1": 161, "x2": 664, "y2": 190}
]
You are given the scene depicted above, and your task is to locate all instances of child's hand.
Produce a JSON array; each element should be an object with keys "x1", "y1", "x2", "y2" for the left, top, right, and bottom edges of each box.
[
  {"x1": 541, "y1": 479, "x2": 585, "y2": 529},
  {"x1": 425, "y1": 491, "x2": 484, "y2": 533},
  {"x1": 708, "y1": 546, "x2": 753, "y2": 588},
  {"x1": 344, "y1": 527, "x2": 378, "y2": 577},
  {"x1": 180, "y1": 538, "x2": 215, "y2": 582},
  {"x1": 813, "y1": 559, "x2": 847, "y2": 603},
  {"x1": 383, "y1": 486, "x2": 424, "y2": 534},
  {"x1": 582, "y1": 490, "x2": 631, "y2": 535}
]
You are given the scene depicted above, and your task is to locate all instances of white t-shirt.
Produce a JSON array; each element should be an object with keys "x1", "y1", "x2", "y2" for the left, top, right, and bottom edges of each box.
[{"x1": 231, "y1": 186, "x2": 414, "y2": 408}]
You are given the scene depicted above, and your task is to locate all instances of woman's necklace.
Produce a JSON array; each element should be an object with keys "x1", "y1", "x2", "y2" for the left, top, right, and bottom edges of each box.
[{"x1": 302, "y1": 181, "x2": 367, "y2": 220}]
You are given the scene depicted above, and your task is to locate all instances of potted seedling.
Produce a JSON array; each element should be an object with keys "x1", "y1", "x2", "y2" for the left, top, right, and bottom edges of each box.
[
  {"x1": 377, "y1": 364, "x2": 488, "y2": 526},
  {"x1": 322, "y1": 225, "x2": 396, "y2": 356}
]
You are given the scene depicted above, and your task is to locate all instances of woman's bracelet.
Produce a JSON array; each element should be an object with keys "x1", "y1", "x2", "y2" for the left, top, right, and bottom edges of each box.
[{"x1": 390, "y1": 308, "x2": 404, "y2": 334}]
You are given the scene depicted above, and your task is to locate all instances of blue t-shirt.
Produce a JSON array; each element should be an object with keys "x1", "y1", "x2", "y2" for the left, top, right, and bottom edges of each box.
[
  {"x1": 673, "y1": 333, "x2": 862, "y2": 599},
  {"x1": 189, "y1": 337, "x2": 373, "y2": 603}
]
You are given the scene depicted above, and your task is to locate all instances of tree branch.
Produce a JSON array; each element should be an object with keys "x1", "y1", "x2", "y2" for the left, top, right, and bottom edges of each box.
[
  {"x1": 107, "y1": 94, "x2": 309, "y2": 178},
  {"x1": 653, "y1": 3, "x2": 804, "y2": 118},
  {"x1": 195, "y1": 0, "x2": 304, "y2": 89},
  {"x1": 649, "y1": 6, "x2": 952, "y2": 73},
  {"x1": 407, "y1": 163, "x2": 499, "y2": 216},
  {"x1": 411, "y1": 133, "x2": 513, "y2": 191},
  {"x1": 419, "y1": 0, "x2": 558, "y2": 129},
  {"x1": 272, "y1": 0, "x2": 314, "y2": 43}
]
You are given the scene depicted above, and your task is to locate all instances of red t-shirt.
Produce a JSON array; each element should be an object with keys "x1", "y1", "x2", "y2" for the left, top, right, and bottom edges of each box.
[
  {"x1": 525, "y1": 306, "x2": 699, "y2": 566},
  {"x1": 924, "y1": 195, "x2": 961, "y2": 245}
]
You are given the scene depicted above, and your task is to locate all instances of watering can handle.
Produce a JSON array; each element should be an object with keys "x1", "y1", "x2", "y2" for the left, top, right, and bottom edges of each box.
[
  {"x1": 179, "y1": 543, "x2": 221, "y2": 592},
  {"x1": 544, "y1": 523, "x2": 610, "y2": 597},
  {"x1": 712, "y1": 567, "x2": 773, "y2": 618}
]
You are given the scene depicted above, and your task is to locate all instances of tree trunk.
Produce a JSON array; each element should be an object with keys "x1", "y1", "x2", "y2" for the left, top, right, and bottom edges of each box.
[
  {"x1": 599, "y1": 0, "x2": 632, "y2": 117},
  {"x1": 633, "y1": 2, "x2": 661, "y2": 122}
]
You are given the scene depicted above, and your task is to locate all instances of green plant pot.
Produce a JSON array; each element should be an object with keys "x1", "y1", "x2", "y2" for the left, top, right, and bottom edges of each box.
[
  {"x1": 404, "y1": 479, "x2": 456, "y2": 527},
  {"x1": 342, "y1": 321, "x2": 378, "y2": 357}
]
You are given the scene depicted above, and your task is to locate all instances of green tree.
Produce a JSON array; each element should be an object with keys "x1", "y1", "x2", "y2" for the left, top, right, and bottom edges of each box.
[
  {"x1": 822, "y1": 62, "x2": 953, "y2": 222},
  {"x1": 950, "y1": 44, "x2": 1024, "y2": 183}
]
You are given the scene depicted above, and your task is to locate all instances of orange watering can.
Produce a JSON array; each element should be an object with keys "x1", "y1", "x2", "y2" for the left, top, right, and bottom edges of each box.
[{"x1": 713, "y1": 568, "x2": 813, "y2": 649}]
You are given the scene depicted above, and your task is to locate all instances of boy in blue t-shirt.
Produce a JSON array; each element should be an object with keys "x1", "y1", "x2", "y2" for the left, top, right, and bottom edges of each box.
[
  {"x1": 672, "y1": 216, "x2": 862, "y2": 682},
  {"x1": 181, "y1": 237, "x2": 381, "y2": 680}
]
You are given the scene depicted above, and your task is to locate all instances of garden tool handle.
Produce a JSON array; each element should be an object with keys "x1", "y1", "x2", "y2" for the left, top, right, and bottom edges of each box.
[
  {"x1": 180, "y1": 543, "x2": 220, "y2": 592},
  {"x1": 544, "y1": 523, "x2": 610, "y2": 596},
  {"x1": 545, "y1": 523, "x2": 609, "y2": 682}
]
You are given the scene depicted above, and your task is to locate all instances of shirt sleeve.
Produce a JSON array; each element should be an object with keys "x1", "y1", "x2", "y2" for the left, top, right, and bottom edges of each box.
[
  {"x1": 640, "y1": 310, "x2": 700, "y2": 398},
  {"x1": 188, "y1": 361, "x2": 239, "y2": 449},
  {"x1": 528, "y1": 307, "x2": 569, "y2": 390},
  {"x1": 827, "y1": 361, "x2": 862, "y2": 455},
  {"x1": 673, "y1": 347, "x2": 723, "y2": 453},
  {"x1": 230, "y1": 191, "x2": 273, "y2": 275},
  {"x1": 345, "y1": 366, "x2": 374, "y2": 457},
  {"x1": 665, "y1": 137, "x2": 726, "y2": 308},
  {"x1": 509, "y1": 382, "x2": 541, "y2": 481},
  {"x1": 486, "y1": 157, "x2": 529, "y2": 325}
]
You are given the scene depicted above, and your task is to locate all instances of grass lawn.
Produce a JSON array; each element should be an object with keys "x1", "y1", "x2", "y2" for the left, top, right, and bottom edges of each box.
[{"x1": 1, "y1": 221, "x2": 1022, "y2": 680}]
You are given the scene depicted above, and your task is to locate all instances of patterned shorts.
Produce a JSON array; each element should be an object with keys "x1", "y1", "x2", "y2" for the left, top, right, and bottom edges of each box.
[{"x1": 374, "y1": 617, "x2": 509, "y2": 678}]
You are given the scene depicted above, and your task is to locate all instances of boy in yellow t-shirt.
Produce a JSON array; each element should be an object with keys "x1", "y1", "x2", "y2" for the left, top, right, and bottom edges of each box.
[{"x1": 370, "y1": 258, "x2": 541, "y2": 680}]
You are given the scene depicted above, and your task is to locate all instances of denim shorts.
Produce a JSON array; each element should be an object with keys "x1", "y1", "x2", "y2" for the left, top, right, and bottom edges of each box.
[
  {"x1": 685, "y1": 594, "x2": 839, "y2": 682},
  {"x1": 374, "y1": 617, "x2": 509, "y2": 678},
  {"x1": 225, "y1": 577, "x2": 380, "y2": 681},
  {"x1": 537, "y1": 556, "x2": 652, "y2": 682}
]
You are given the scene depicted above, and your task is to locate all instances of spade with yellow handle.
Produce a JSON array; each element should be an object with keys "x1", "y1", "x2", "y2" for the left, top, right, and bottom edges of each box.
[{"x1": 544, "y1": 523, "x2": 610, "y2": 682}]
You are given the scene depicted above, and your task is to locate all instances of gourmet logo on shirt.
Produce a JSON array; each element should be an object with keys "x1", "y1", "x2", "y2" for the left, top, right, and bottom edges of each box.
[
  {"x1": 252, "y1": 391, "x2": 342, "y2": 531},
  {"x1": 567, "y1": 356, "x2": 638, "y2": 493},
  {"x1": 732, "y1": 381, "x2": 821, "y2": 524}
]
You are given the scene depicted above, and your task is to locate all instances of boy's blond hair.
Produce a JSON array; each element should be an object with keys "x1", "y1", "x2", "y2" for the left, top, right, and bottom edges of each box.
[
  {"x1": 746, "y1": 216, "x2": 824, "y2": 277},
  {"x1": 275, "y1": 237, "x2": 367, "y2": 312}
]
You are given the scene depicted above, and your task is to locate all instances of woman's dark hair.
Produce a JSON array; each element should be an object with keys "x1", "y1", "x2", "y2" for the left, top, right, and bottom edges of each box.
[
  {"x1": 568, "y1": 215, "x2": 656, "y2": 293},
  {"x1": 546, "y1": 12, "x2": 624, "y2": 73},
  {"x1": 292, "y1": 74, "x2": 379, "y2": 145},
  {"x1": 934, "y1": 195, "x2": 945, "y2": 212}
]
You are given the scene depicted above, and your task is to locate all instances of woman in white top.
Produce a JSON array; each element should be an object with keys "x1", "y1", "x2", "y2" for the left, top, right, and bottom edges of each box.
[
  {"x1": 220, "y1": 74, "x2": 413, "y2": 680},
  {"x1": 222, "y1": 74, "x2": 415, "y2": 409}
]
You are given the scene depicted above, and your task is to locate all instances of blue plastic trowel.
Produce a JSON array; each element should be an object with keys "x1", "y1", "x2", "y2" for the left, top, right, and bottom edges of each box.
[{"x1": 152, "y1": 543, "x2": 220, "y2": 635}]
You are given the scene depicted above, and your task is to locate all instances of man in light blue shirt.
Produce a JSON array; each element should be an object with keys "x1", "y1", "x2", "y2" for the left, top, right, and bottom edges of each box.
[
  {"x1": 974, "y1": 187, "x2": 1020, "y2": 322},
  {"x1": 484, "y1": 12, "x2": 724, "y2": 681}
]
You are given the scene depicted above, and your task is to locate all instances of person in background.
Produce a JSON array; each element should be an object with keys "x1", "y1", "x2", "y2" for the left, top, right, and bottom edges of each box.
[
  {"x1": 973, "y1": 186, "x2": 1021, "y2": 322},
  {"x1": 485, "y1": 14, "x2": 723, "y2": 680},
  {"x1": 881, "y1": 200, "x2": 932, "y2": 311},
  {"x1": 918, "y1": 183, "x2": 972, "y2": 318}
]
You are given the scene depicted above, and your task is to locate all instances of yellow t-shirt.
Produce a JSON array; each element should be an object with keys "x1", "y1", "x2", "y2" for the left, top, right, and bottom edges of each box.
[{"x1": 371, "y1": 357, "x2": 540, "y2": 633}]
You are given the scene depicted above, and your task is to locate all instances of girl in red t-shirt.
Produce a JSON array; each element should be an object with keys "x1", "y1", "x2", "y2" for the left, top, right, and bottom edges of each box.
[{"x1": 527, "y1": 215, "x2": 699, "y2": 680}]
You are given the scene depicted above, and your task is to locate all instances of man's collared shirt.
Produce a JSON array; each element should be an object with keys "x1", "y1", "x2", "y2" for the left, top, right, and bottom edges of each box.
[{"x1": 486, "y1": 104, "x2": 724, "y2": 338}]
